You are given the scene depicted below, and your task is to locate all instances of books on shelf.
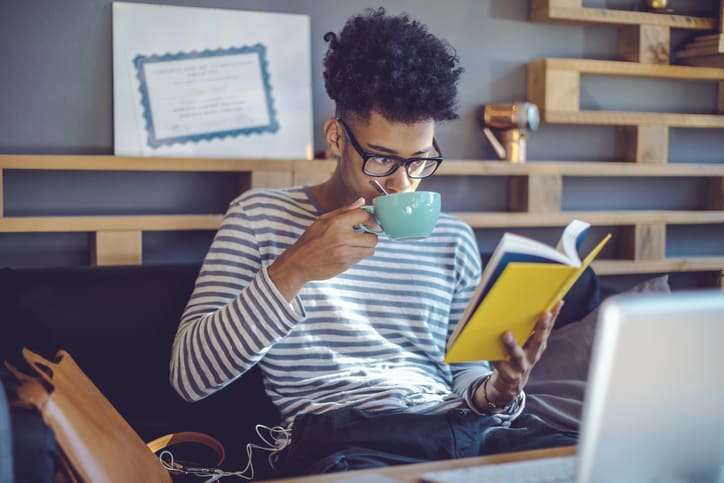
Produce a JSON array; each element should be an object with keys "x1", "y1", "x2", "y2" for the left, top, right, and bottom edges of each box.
[
  {"x1": 676, "y1": 33, "x2": 724, "y2": 67},
  {"x1": 445, "y1": 219, "x2": 611, "y2": 363}
]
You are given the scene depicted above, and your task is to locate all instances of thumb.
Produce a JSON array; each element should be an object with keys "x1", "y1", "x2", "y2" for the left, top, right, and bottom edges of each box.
[{"x1": 347, "y1": 197, "x2": 366, "y2": 209}]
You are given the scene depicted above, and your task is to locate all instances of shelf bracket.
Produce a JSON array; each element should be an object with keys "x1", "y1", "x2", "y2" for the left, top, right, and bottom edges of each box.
[
  {"x1": 528, "y1": 61, "x2": 580, "y2": 114},
  {"x1": 620, "y1": 223, "x2": 666, "y2": 260},
  {"x1": 0, "y1": 168, "x2": 4, "y2": 219},
  {"x1": 615, "y1": 125, "x2": 669, "y2": 163},
  {"x1": 250, "y1": 170, "x2": 294, "y2": 189},
  {"x1": 509, "y1": 174, "x2": 562, "y2": 213},
  {"x1": 92, "y1": 230, "x2": 143, "y2": 266},
  {"x1": 702, "y1": 176, "x2": 724, "y2": 210},
  {"x1": 618, "y1": 24, "x2": 670, "y2": 64}
]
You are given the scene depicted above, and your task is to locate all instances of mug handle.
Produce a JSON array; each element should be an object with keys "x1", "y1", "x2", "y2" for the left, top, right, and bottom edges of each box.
[{"x1": 359, "y1": 205, "x2": 385, "y2": 235}]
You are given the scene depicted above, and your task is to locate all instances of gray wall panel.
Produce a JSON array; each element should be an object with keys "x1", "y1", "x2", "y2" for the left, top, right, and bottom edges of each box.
[{"x1": 0, "y1": 0, "x2": 720, "y2": 277}]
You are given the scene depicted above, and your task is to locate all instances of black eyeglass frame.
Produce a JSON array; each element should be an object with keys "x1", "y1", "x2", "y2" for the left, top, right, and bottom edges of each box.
[{"x1": 336, "y1": 117, "x2": 444, "y2": 179}]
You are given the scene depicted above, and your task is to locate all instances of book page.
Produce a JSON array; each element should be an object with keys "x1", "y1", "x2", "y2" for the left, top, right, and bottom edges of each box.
[{"x1": 556, "y1": 219, "x2": 591, "y2": 264}]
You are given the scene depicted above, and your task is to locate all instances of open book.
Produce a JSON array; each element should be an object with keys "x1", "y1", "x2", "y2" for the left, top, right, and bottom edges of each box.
[{"x1": 445, "y1": 220, "x2": 611, "y2": 363}]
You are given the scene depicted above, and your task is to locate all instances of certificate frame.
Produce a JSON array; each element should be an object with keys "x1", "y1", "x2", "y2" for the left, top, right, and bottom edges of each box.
[
  {"x1": 133, "y1": 44, "x2": 279, "y2": 149},
  {"x1": 113, "y1": 2, "x2": 312, "y2": 159}
]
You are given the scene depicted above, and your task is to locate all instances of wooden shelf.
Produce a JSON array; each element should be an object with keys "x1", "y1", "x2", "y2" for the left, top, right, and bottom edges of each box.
[
  {"x1": 594, "y1": 257, "x2": 724, "y2": 275},
  {"x1": 530, "y1": 0, "x2": 715, "y2": 30},
  {"x1": 7, "y1": 156, "x2": 724, "y2": 177},
  {"x1": 293, "y1": 159, "x2": 724, "y2": 181},
  {"x1": 543, "y1": 111, "x2": 724, "y2": 128},
  {"x1": 437, "y1": 161, "x2": 724, "y2": 177},
  {"x1": 0, "y1": 214, "x2": 223, "y2": 232},
  {"x1": 2, "y1": 155, "x2": 724, "y2": 283},
  {"x1": 528, "y1": 58, "x2": 724, "y2": 129},
  {"x1": 4, "y1": 210, "x2": 723, "y2": 233},
  {"x1": 530, "y1": 58, "x2": 724, "y2": 81},
  {"x1": 524, "y1": 5, "x2": 724, "y2": 285},
  {"x1": 0, "y1": 154, "x2": 296, "y2": 172},
  {"x1": 678, "y1": 55, "x2": 724, "y2": 68},
  {"x1": 455, "y1": 211, "x2": 724, "y2": 229}
]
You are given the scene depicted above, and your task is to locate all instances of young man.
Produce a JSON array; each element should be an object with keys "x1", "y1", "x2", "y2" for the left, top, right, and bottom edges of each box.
[{"x1": 170, "y1": 7, "x2": 573, "y2": 476}]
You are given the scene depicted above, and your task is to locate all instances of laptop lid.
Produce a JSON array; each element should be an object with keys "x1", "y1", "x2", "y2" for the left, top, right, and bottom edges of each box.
[{"x1": 578, "y1": 290, "x2": 724, "y2": 483}]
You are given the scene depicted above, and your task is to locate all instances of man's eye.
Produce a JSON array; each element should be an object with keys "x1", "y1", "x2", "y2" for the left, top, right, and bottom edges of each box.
[{"x1": 370, "y1": 157, "x2": 394, "y2": 166}]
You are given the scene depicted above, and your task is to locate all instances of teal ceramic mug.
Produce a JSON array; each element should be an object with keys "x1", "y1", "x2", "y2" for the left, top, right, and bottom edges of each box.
[{"x1": 360, "y1": 191, "x2": 441, "y2": 240}]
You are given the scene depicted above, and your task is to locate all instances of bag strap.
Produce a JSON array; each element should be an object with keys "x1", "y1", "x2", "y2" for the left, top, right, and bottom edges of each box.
[
  {"x1": 147, "y1": 431, "x2": 226, "y2": 475},
  {"x1": 147, "y1": 431, "x2": 225, "y2": 465},
  {"x1": 3, "y1": 360, "x2": 37, "y2": 385},
  {"x1": 20, "y1": 347, "x2": 58, "y2": 387}
]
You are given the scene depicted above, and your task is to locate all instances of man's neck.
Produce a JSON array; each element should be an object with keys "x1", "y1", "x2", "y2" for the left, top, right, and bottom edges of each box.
[{"x1": 308, "y1": 175, "x2": 355, "y2": 213}]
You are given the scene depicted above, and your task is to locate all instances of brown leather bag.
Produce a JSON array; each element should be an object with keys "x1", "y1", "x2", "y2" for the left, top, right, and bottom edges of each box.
[{"x1": 7, "y1": 348, "x2": 181, "y2": 482}]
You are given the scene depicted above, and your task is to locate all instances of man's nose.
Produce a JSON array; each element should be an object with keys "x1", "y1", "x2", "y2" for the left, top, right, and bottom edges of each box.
[{"x1": 383, "y1": 166, "x2": 413, "y2": 193}]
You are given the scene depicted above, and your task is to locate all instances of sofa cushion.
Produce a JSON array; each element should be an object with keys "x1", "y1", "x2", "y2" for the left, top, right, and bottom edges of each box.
[
  {"x1": 0, "y1": 256, "x2": 603, "y2": 478},
  {"x1": 0, "y1": 264, "x2": 280, "y2": 476},
  {"x1": 553, "y1": 265, "x2": 601, "y2": 328},
  {"x1": 524, "y1": 275, "x2": 671, "y2": 432}
]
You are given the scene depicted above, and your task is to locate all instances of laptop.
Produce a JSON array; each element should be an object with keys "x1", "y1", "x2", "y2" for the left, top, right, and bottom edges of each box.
[{"x1": 422, "y1": 290, "x2": 724, "y2": 483}]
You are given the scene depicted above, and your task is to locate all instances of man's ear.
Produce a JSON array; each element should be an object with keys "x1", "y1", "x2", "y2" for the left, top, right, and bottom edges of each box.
[{"x1": 323, "y1": 117, "x2": 342, "y2": 158}]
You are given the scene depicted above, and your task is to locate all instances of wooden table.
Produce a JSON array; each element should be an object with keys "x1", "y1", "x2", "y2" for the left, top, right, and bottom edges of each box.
[{"x1": 265, "y1": 445, "x2": 577, "y2": 482}]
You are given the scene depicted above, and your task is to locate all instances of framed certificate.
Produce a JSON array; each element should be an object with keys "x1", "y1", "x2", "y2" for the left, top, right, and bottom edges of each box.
[
  {"x1": 113, "y1": 3, "x2": 312, "y2": 159},
  {"x1": 134, "y1": 45, "x2": 279, "y2": 148}
]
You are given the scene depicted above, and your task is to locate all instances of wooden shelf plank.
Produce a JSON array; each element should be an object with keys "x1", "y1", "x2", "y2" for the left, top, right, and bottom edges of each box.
[
  {"x1": 677, "y1": 54, "x2": 724, "y2": 68},
  {"x1": 535, "y1": 58, "x2": 724, "y2": 80},
  {"x1": 0, "y1": 215, "x2": 223, "y2": 232},
  {"x1": 438, "y1": 161, "x2": 724, "y2": 177},
  {"x1": 3, "y1": 210, "x2": 724, "y2": 233},
  {"x1": 542, "y1": 110, "x2": 724, "y2": 128},
  {"x1": 455, "y1": 210, "x2": 724, "y2": 228},
  {"x1": 0, "y1": 155, "x2": 297, "y2": 172},
  {"x1": 594, "y1": 257, "x2": 724, "y2": 275},
  {"x1": 3, "y1": 156, "x2": 724, "y2": 177},
  {"x1": 530, "y1": 2, "x2": 715, "y2": 30}
]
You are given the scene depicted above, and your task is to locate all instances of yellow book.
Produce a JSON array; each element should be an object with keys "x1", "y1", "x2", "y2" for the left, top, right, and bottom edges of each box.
[{"x1": 445, "y1": 220, "x2": 611, "y2": 363}]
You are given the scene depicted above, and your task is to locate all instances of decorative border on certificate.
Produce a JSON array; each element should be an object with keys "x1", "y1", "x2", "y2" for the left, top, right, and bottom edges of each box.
[{"x1": 133, "y1": 45, "x2": 278, "y2": 149}]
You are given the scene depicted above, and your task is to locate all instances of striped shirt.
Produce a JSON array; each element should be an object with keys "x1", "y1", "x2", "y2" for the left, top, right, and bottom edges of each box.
[{"x1": 170, "y1": 186, "x2": 522, "y2": 428}]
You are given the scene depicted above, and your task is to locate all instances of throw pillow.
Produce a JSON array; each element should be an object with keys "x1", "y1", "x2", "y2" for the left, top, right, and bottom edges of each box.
[{"x1": 524, "y1": 275, "x2": 671, "y2": 433}]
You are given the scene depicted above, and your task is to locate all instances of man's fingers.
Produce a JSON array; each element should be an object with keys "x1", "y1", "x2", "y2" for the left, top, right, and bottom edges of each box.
[
  {"x1": 551, "y1": 300, "x2": 565, "y2": 322},
  {"x1": 523, "y1": 312, "x2": 554, "y2": 361},
  {"x1": 500, "y1": 332, "x2": 527, "y2": 371},
  {"x1": 323, "y1": 198, "x2": 378, "y2": 227},
  {"x1": 491, "y1": 301, "x2": 565, "y2": 397}
]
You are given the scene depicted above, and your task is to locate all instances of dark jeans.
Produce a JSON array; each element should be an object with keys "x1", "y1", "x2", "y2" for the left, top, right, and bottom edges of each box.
[{"x1": 276, "y1": 408, "x2": 577, "y2": 476}]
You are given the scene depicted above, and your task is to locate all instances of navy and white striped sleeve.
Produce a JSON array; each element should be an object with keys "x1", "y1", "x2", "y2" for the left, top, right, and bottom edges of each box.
[{"x1": 169, "y1": 199, "x2": 305, "y2": 402}]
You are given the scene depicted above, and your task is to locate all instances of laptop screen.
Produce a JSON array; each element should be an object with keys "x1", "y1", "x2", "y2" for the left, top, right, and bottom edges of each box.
[{"x1": 577, "y1": 290, "x2": 724, "y2": 483}]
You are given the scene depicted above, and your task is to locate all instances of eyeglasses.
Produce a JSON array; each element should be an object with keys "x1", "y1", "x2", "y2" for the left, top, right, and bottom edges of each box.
[{"x1": 336, "y1": 117, "x2": 443, "y2": 179}]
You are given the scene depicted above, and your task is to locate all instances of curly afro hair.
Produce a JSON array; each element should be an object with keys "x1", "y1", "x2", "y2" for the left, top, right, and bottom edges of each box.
[{"x1": 323, "y1": 7, "x2": 463, "y2": 124}]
